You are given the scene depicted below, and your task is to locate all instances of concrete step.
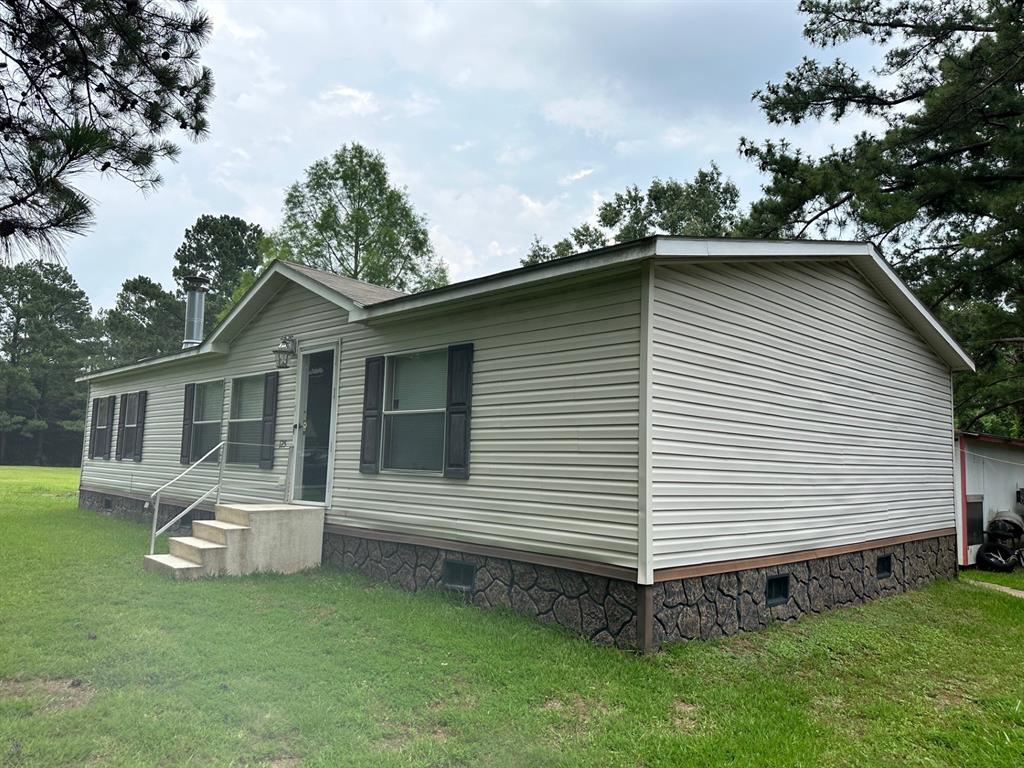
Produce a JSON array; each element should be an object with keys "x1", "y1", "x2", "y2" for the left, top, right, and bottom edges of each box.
[
  {"x1": 169, "y1": 536, "x2": 227, "y2": 574},
  {"x1": 214, "y1": 503, "x2": 310, "y2": 526},
  {"x1": 192, "y1": 519, "x2": 249, "y2": 546},
  {"x1": 143, "y1": 553, "x2": 203, "y2": 579}
]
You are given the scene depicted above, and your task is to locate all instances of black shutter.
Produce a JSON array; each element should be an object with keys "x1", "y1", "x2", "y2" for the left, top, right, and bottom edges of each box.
[
  {"x1": 359, "y1": 356, "x2": 385, "y2": 474},
  {"x1": 103, "y1": 394, "x2": 115, "y2": 458},
  {"x1": 443, "y1": 343, "x2": 474, "y2": 479},
  {"x1": 88, "y1": 397, "x2": 99, "y2": 459},
  {"x1": 259, "y1": 372, "x2": 279, "y2": 470},
  {"x1": 115, "y1": 393, "x2": 127, "y2": 460},
  {"x1": 134, "y1": 391, "x2": 147, "y2": 462},
  {"x1": 180, "y1": 383, "x2": 195, "y2": 464}
]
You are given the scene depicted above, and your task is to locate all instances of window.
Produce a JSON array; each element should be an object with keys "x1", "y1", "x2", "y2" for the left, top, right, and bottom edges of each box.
[
  {"x1": 120, "y1": 392, "x2": 140, "y2": 460},
  {"x1": 94, "y1": 397, "x2": 111, "y2": 455},
  {"x1": 765, "y1": 574, "x2": 789, "y2": 607},
  {"x1": 876, "y1": 555, "x2": 893, "y2": 580},
  {"x1": 228, "y1": 375, "x2": 264, "y2": 465},
  {"x1": 191, "y1": 380, "x2": 224, "y2": 461},
  {"x1": 381, "y1": 349, "x2": 448, "y2": 472}
]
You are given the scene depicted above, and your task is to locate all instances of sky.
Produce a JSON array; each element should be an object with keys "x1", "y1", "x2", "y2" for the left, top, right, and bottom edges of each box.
[{"x1": 64, "y1": 0, "x2": 879, "y2": 310}]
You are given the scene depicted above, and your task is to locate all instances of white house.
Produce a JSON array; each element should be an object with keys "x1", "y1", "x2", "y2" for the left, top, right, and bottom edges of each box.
[
  {"x1": 77, "y1": 237, "x2": 973, "y2": 650},
  {"x1": 954, "y1": 431, "x2": 1024, "y2": 566}
]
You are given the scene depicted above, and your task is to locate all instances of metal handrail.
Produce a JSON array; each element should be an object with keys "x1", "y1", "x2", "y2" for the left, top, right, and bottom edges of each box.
[
  {"x1": 150, "y1": 441, "x2": 225, "y2": 498},
  {"x1": 149, "y1": 441, "x2": 226, "y2": 555},
  {"x1": 149, "y1": 485, "x2": 218, "y2": 554}
]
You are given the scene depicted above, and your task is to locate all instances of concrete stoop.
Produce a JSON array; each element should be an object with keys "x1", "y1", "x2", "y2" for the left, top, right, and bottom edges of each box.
[{"x1": 143, "y1": 503, "x2": 324, "y2": 579}]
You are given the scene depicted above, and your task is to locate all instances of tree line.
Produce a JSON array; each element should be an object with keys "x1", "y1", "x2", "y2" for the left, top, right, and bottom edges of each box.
[{"x1": 1, "y1": 1, "x2": 1022, "y2": 465}]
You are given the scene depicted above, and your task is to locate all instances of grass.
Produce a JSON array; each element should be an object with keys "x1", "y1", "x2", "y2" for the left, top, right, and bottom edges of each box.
[
  {"x1": 1, "y1": 466, "x2": 1024, "y2": 767},
  {"x1": 961, "y1": 566, "x2": 1024, "y2": 592}
]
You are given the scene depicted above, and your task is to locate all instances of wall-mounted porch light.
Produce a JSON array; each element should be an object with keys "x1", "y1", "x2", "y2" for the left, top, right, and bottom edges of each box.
[{"x1": 274, "y1": 335, "x2": 297, "y2": 369}]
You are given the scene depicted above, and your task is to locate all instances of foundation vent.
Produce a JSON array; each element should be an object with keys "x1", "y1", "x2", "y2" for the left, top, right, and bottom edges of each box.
[
  {"x1": 765, "y1": 574, "x2": 789, "y2": 607},
  {"x1": 877, "y1": 555, "x2": 893, "y2": 579},
  {"x1": 441, "y1": 560, "x2": 475, "y2": 592}
]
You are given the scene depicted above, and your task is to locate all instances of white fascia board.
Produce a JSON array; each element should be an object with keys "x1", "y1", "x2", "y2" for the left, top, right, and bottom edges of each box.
[
  {"x1": 654, "y1": 237, "x2": 874, "y2": 259},
  {"x1": 855, "y1": 249, "x2": 974, "y2": 372},
  {"x1": 205, "y1": 262, "x2": 359, "y2": 348}
]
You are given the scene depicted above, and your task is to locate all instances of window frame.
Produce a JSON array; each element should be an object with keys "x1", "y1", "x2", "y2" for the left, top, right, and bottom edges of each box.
[
  {"x1": 227, "y1": 374, "x2": 265, "y2": 466},
  {"x1": 379, "y1": 346, "x2": 448, "y2": 475},
  {"x1": 190, "y1": 378, "x2": 225, "y2": 462},
  {"x1": 120, "y1": 392, "x2": 140, "y2": 461}
]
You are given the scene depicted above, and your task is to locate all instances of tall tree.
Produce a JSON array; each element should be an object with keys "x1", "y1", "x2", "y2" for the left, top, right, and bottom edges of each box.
[
  {"x1": 599, "y1": 164, "x2": 741, "y2": 242},
  {"x1": 172, "y1": 213, "x2": 264, "y2": 326},
  {"x1": 274, "y1": 143, "x2": 448, "y2": 291},
  {"x1": 103, "y1": 275, "x2": 182, "y2": 365},
  {"x1": 0, "y1": 260, "x2": 95, "y2": 464},
  {"x1": 739, "y1": 0, "x2": 1024, "y2": 433},
  {"x1": 522, "y1": 164, "x2": 741, "y2": 266},
  {"x1": 0, "y1": 0, "x2": 213, "y2": 258}
]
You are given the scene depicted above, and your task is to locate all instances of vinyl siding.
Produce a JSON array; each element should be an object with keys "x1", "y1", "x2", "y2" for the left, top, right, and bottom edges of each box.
[
  {"x1": 80, "y1": 283, "x2": 348, "y2": 504},
  {"x1": 81, "y1": 271, "x2": 642, "y2": 571},
  {"x1": 328, "y1": 272, "x2": 642, "y2": 568},
  {"x1": 649, "y1": 260, "x2": 955, "y2": 570}
]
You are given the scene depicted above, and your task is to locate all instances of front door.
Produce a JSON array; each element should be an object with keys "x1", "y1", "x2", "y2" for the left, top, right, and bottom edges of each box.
[{"x1": 293, "y1": 348, "x2": 336, "y2": 504}]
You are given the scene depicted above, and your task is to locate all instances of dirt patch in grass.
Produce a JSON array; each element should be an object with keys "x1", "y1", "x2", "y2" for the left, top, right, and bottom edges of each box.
[
  {"x1": 672, "y1": 700, "x2": 700, "y2": 732},
  {"x1": 266, "y1": 757, "x2": 301, "y2": 768},
  {"x1": 376, "y1": 724, "x2": 451, "y2": 752},
  {"x1": 542, "y1": 694, "x2": 609, "y2": 721},
  {"x1": 0, "y1": 678, "x2": 94, "y2": 712}
]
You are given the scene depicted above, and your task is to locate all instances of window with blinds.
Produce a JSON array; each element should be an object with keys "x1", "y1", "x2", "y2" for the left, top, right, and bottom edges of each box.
[
  {"x1": 228, "y1": 375, "x2": 264, "y2": 465},
  {"x1": 191, "y1": 380, "x2": 224, "y2": 461},
  {"x1": 382, "y1": 349, "x2": 448, "y2": 472}
]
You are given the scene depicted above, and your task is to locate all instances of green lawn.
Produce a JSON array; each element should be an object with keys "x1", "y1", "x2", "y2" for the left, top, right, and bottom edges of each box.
[
  {"x1": 961, "y1": 566, "x2": 1024, "y2": 592},
  {"x1": 2, "y1": 466, "x2": 1024, "y2": 767}
]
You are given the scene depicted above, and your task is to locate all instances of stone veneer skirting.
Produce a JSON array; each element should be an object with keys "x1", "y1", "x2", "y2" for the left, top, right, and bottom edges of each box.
[
  {"x1": 651, "y1": 535, "x2": 957, "y2": 645},
  {"x1": 322, "y1": 530, "x2": 641, "y2": 649},
  {"x1": 323, "y1": 530, "x2": 957, "y2": 651},
  {"x1": 78, "y1": 487, "x2": 213, "y2": 530}
]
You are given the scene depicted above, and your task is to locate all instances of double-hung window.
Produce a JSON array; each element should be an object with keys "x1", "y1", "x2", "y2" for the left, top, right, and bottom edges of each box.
[
  {"x1": 120, "y1": 392, "x2": 140, "y2": 460},
  {"x1": 191, "y1": 380, "x2": 224, "y2": 461},
  {"x1": 227, "y1": 375, "x2": 264, "y2": 465},
  {"x1": 381, "y1": 349, "x2": 448, "y2": 472},
  {"x1": 94, "y1": 397, "x2": 111, "y2": 455}
]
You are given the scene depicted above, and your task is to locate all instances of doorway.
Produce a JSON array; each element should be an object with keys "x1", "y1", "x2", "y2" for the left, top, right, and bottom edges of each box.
[{"x1": 293, "y1": 347, "x2": 336, "y2": 504}]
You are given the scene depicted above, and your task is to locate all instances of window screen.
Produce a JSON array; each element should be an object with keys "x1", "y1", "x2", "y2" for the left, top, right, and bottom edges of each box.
[
  {"x1": 191, "y1": 380, "x2": 224, "y2": 461},
  {"x1": 228, "y1": 375, "x2": 264, "y2": 464},
  {"x1": 382, "y1": 350, "x2": 447, "y2": 472}
]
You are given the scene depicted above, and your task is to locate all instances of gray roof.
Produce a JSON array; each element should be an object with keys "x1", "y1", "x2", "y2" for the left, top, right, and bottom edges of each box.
[{"x1": 281, "y1": 261, "x2": 406, "y2": 306}]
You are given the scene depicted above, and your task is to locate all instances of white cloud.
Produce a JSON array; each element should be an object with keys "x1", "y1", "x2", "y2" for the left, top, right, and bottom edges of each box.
[
  {"x1": 497, "y1": 144, "x2": 537, "y2": 166},
  {"x1": 517, "y1": 192, "x2": 559, "y2": 220},
  {"x1": 314, "y1": 85, "x2": 380, "y2": 117},
  {"x1": 543, "y1": 95, "x2": 625, "y2": 137},
  {"x1": 560, "y1": 168, "x2": 594, "y2": 185},
  {"x1": 205, "y1": 0, "x2": 266, "y2": 42},
  {"x1": 399, "y1": 91, "x2": 441, "y2": 118},
  {"x1": 451, "y1": 140, "x2": 477, "y2": 152},
  {"x1": 431, "y1": 226, "x2": 481, "y2": 280}
]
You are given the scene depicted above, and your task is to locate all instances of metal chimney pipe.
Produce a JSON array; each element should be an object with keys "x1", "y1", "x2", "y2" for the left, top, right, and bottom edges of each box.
[{"x1": 181, "y1": 275, "x2": 209, "y2": 350}]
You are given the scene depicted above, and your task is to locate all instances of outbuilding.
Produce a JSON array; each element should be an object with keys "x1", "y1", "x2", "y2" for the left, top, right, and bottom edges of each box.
[
  {"x1": 955, "y1": 431, "x2": 1024, "y2": 566},
  {"x1": 77, "y1": 236, "x2": 974, "y2": 650}
]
